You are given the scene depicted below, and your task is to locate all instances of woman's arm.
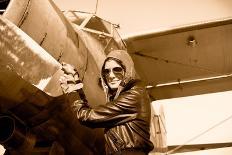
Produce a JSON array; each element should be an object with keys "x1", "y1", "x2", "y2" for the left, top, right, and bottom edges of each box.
[{"x1": 72, "y1": 88, "x2": 142, "y2": 128}]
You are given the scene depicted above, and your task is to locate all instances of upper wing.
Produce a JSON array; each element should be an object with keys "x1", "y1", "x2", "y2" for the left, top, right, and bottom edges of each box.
[{"x1": 124, "y1": 18, "x2": 232, "y2": 100}]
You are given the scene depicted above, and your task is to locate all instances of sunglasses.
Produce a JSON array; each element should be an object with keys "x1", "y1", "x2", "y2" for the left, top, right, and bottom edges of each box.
[{"x1": 102, "y1": 67, "x2": 124, "y2": 76}]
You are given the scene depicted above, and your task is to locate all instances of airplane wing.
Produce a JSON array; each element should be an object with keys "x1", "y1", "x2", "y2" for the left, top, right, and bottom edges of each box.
[{"x1": 124, "y1": 18, "x2": 232, "y2": 100}]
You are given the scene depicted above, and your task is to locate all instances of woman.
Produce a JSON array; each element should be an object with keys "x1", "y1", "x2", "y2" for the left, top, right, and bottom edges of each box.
[{"x1": 60, "y1": 50, "x2": 154, "y2": 155}]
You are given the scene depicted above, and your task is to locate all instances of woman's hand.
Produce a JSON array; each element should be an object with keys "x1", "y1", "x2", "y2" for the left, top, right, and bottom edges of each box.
[{"x1": 59, "y1": 62, "x2": 83, "y2": 94}]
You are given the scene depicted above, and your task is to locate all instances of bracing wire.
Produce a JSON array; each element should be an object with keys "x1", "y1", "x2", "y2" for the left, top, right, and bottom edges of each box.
[
  {"x1": 94, "y1": 0, "x2": 99, "y2": 14},
  {"x1": 167, "y1": 114, "x2": 232, "y2": 154}
]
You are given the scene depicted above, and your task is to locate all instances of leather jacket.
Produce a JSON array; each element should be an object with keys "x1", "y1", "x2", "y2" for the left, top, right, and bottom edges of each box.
[{"x1": 72, "y1": 80, "x2": 154, "y2": 155}]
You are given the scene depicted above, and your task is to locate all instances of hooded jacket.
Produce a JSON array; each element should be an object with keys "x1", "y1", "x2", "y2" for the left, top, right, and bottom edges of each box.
[{"x1": 72, "y1": 50, "x2": 154, "y2": 154}]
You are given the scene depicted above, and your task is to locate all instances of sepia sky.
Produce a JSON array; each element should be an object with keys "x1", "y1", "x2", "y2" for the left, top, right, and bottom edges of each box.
[{"x1": 53, "y1": 0, "x2": 232, "y2": 38}]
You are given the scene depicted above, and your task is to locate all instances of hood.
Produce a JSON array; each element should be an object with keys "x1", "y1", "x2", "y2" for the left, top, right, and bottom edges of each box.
[{"x1": 101, "y1": 50, "x2": 137, "y2": 101}]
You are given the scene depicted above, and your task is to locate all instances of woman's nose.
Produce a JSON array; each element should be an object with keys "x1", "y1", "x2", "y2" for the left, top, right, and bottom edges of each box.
[{"x1": 108, "y1": 70, "x2": 116, "y2": 78}]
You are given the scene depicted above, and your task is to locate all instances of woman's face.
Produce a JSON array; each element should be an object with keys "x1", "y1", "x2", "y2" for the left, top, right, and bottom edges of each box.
[{"x1": 103, "y1": 60, "x2": 125, "y2": 90}]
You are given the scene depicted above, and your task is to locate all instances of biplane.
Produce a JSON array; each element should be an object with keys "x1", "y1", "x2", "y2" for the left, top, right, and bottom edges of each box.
[{"x1": 0, "y1": 0, "x2": 232, "y2": 154}]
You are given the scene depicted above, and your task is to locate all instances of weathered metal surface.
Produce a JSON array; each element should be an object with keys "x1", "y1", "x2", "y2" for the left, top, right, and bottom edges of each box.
[
  {"x1": 3, "y1": 0, "x2": 85, "y2": 67},
  {"x1": 0, "y1": 16, "x2": 61, "y2": 99},
  {"x1": 3, "y1": 0, "x2": 107, "y2": 106}
]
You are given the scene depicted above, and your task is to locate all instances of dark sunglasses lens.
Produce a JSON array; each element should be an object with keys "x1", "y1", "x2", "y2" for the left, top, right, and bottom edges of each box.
[
  {"x1": 113, "y1": 67, "x2": 123, "y2": 73},
  {"x1": 103, "y1": 67, "x2": 123, "y2": 76},
  {"x1": 103, "y1": 69, "x2": 110, "y2": 75}
]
